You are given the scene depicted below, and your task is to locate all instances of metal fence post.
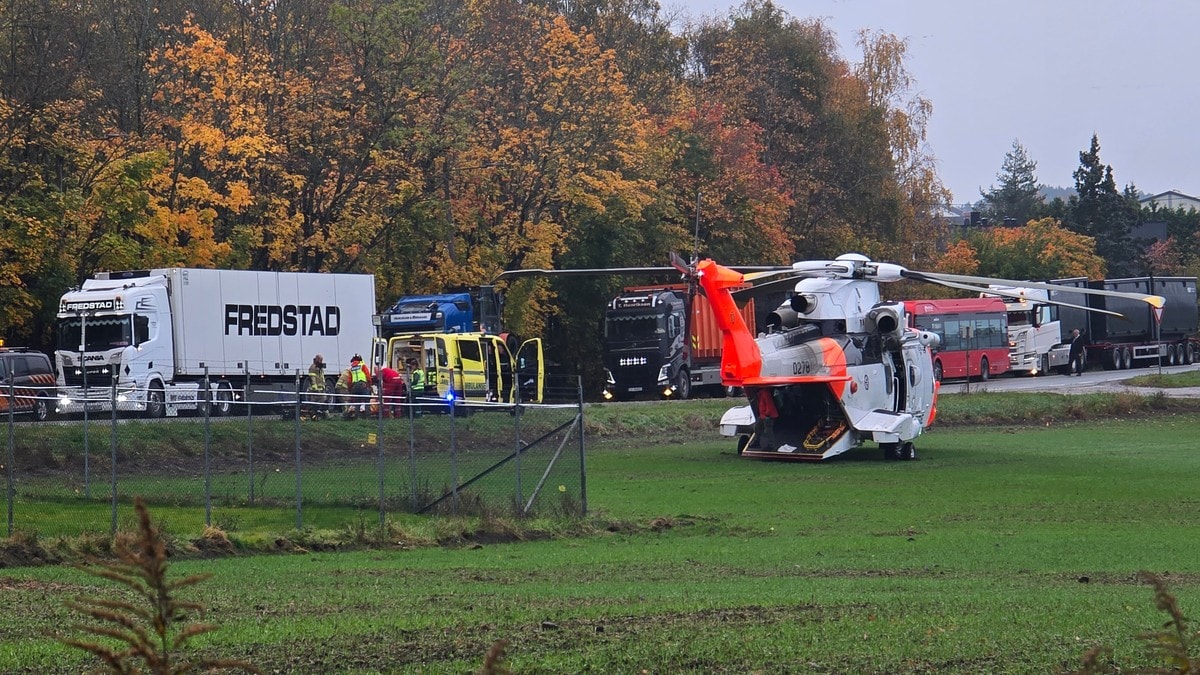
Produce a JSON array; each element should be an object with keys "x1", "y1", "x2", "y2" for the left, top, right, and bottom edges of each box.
[
  {"x1": 83, "y1": 370, "x2": 90, "y2": 499},
  {"x1": 450, "y1": 391, "x2": 458, "y2": 515},
  {"x1": 294, "y1": 370, "x2": 303, "y2": 530},
  {"x1": 514, "y1": 380, "x2": 523, "y2": 515},
  {"x1": 578, "y1": 376, "x2": 587, "y2": 516},
  {"x1": 376, "y1": 367, "x2": 385, "y2": 531},
  {"x1": 6, "y1": 379, "x2": 14, "y2": 536},
  {"x1": 246, "y1": 366, "x2": 254, "y2": 505},
  {"x1": 408, "y1": 389, "x2": 417, "y2": 513},
  {"x1": 110, "y1": 379, "x2": 119, "y2": 535},
  {"x1": 203, "y1": 367, "x2": 212, "y2": 527}
]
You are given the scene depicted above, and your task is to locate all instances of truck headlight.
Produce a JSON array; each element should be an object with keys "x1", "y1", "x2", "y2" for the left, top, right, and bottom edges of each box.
[{"x1": 656, "y1": 364, "x2": 671, "y2": 384}]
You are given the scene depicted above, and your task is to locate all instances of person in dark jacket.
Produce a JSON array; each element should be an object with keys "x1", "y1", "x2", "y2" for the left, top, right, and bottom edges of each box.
[{"x1": 1068, "y1": 328, "x2": 1086, "y2": 376}]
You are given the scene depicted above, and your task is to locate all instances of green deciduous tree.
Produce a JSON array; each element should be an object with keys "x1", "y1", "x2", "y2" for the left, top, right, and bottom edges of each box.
[{"x1": 970, "y1": 217, "x2": 1105, "y2": 280}]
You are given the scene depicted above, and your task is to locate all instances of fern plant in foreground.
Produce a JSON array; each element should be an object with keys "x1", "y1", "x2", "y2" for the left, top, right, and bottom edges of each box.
[
  {"x1": 59, "y1": 497, "x2": 257, "y2": 674},
  {"x1": 1074, "y1": 571, "x2": 1198, "y2": 674}
]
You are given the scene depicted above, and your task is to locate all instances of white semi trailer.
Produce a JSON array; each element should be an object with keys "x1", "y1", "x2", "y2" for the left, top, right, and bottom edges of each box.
[{"x1": 54, "y1": 268, "x2": 376, "y2": 416}]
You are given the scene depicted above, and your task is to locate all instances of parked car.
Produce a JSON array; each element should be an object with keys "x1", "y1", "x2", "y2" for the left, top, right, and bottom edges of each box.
[{"x1": 0, "y1": 345, "x2": 56, "y2": 421}]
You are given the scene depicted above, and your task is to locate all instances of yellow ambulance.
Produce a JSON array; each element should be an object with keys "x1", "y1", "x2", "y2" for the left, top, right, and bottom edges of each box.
[{"x1": 379, "y1": 332, "x2": 544, "y2": 405}]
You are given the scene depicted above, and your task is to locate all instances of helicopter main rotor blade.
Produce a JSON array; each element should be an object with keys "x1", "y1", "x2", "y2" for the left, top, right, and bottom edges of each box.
[
  {"x1": 738, "y1": 260, "x2": 856, "y2": 285},
  {"x1": 494, "y1": 261, "x2": 789, "y2": 283},
  {"x1": 730, "y1": 274, "x2": 806, "y2": 297},
  {"x1": 912, "y1": 276, "x2": 1129, "y2": 319},
  {"x1": 493, "y1": 266, "x2": 680, "y2": 282},
  {"x1": 669, "y1": 252, "x2": 691, "y2": 275},
  {"x1": 907, "y1": 270, "x2": 1166, "y2": 309}
]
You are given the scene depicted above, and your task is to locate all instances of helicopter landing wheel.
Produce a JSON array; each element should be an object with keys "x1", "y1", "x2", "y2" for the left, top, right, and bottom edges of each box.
[
  {"x1": 881, "y1": 442, "x2": 900, "y2": 461},
  {"x1": 736, "y1": 434, "x2": 750, "y2": 456},
  {"x1": 900, "y1": 442, "x2": 916, "y2": 461}
]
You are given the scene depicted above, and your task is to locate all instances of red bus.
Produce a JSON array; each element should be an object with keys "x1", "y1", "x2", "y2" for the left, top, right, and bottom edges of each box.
[{"x1": 903, "y1": 298, "x2": 1010, "y2": 382}]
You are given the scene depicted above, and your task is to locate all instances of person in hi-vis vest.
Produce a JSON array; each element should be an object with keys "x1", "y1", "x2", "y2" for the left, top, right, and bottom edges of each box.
[{"x1": 344, "y1": 354, "x2": 372, "y2": 419}]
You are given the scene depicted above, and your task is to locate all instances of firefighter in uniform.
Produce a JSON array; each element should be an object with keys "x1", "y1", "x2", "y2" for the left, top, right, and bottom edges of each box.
[
  {"x1": 344, "y1": 354, "x2": 372, "y2": 420},
  {"x1": 306, "y1": 354, "x2": 328, "y2": 419}
]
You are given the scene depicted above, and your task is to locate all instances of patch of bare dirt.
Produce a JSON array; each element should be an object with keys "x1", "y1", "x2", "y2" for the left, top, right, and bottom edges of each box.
[{"x1": 0, "y1": 540, "x2": 62, "y2": 568}]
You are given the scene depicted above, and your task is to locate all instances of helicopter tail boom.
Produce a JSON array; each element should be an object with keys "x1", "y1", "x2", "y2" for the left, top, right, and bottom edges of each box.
[{"x1": 696, "y1": 259, "x2": 763, "y2": 385}]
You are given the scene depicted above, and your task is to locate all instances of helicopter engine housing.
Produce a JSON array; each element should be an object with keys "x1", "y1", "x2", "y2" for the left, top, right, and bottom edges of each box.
[
  {"x1": 766, "y1": 306, "x2": 801, "y2": 331},
  {"x1": 868, "y1": 303, "x2": 906, "y2": 339}
]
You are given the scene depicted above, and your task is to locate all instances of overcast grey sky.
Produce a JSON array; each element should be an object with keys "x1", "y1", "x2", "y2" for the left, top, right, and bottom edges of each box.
[{"x1": 674, "y1": 0, "x2": 1199, "y2": 205}]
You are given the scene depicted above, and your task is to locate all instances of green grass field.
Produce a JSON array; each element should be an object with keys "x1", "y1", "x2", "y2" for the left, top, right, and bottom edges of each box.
[{"x1": 3, "y1": 391, "x2": 1200, "y2": 673}]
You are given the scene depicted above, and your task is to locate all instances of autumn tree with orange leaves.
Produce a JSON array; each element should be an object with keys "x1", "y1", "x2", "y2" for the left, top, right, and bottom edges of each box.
[
  {"x1": 443, "y1": 1, "x2": 662, "y2": 337},
  {"x1": 966, "y1": 218, "x2": 1106, "y2": 281},
  {"x1": 0, "y1": 0, "x2": 969, "y2": 391}
]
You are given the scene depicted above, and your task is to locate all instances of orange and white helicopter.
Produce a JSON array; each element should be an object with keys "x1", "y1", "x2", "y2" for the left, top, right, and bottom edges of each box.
[{"x1": 501, "y1": 253, "x2": 1163, "y2": 461}]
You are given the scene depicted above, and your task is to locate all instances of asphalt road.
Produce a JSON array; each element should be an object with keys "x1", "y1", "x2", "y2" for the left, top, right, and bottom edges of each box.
[{"x1": 937, "y1": 362, "x2": 1200, "y2": 398}]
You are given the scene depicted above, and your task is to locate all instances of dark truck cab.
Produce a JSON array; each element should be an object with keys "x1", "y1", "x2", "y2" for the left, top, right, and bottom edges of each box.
[
  {"x1": 601, "y1": 284, "x2": 757, "y2": 401},
  {"x1": 602, "y1": 288, "x2": 686, "y2": 400}
]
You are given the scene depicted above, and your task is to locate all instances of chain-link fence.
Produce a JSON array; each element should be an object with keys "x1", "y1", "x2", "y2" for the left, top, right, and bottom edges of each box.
[{"x1": 3, "y1": 376, "x2": 586, "y2": 538}]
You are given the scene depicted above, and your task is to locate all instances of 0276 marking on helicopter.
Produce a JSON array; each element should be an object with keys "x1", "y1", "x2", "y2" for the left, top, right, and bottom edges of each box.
[{"x1": 791, "y1": 360, "x2": 813, "y2": 375}]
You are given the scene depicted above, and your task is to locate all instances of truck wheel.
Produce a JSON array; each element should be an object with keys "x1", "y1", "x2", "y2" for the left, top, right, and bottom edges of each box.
[
  {"x1": 1105, "y1": 349, "x2": 1120, "y2": 371},
  {"x1": 1175, "y1": 344, "x2": 1185, "y2": 366},
  {"x1": 33, "y1": 396, "x2": 51, "y2": 422},
  {"x1": 145, "y1": 384, "x2": 166, "y2": 419},
  {"x1": 1121, "y1": 347, "x2": 1132, "y2": 370},
  {"x1": 1187, "y1": 343, "x2": 1196, "y2": 365},
  {"x1": 673, "y1": 370, "x2": 691, "y2": 400},
  {"x1": 211, "y1": 383, "x2": 233, "y2": 417}
]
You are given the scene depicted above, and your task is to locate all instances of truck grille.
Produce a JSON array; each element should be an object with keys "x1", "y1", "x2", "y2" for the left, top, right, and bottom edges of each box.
[{"x1": 62, "y1": 366, "x2": 118, "y2": 387}]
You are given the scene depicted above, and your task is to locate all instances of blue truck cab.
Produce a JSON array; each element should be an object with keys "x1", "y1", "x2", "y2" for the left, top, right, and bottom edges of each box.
[{"x1": 379, "y1": 286, "x2": 503, "y2": 338}]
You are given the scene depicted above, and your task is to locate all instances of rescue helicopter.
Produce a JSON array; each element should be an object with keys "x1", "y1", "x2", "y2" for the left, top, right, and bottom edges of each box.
[{"x1": 500, "y1": 253, "x2": 1164, "y2": 462}]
